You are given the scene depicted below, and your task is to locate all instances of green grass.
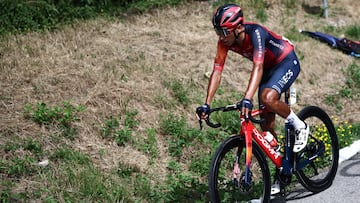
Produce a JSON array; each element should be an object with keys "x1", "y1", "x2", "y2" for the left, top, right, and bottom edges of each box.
[
  {"x1": 100, "y1": 109, "x2": 139, "y2": 146},
  {"x1": 24, "y1": 101, "x2": 85, "y2": 140},
  {"x1": 324, "y1": 62, "x2": 360, "y2": 110},
  {"x1": 345, "y1": 25, "x2": 360, "y2": 39},
  {"x1": 1, "y1": 1, "x2": 360, "y2": 202},
  {"x1": 0, "y1": 0, "x2": 188, "y2": 36}
]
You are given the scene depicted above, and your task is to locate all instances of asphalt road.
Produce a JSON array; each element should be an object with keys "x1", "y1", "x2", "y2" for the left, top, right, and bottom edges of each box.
[{"x1": 274, "y1": 152, "x2": 360, "y2": 203}]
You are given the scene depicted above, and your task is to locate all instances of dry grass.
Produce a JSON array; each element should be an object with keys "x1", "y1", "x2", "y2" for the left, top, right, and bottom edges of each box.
[{"x1": 0, "y1": 0, "x2": 359, "y2": 196}]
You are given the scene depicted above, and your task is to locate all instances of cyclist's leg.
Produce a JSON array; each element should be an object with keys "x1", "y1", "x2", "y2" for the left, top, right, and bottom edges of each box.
[
  {"x1": 259, "y1": 106, "x2": 276, "y2": 135},
  {"x1": 258, "y1": 52, "x2": 301, "y2": 195},
  {"x1": 258, "y1": 52, "x2": 299, "y2": 116},
  {"x1": 258, "y1": 66, "x2": 278, "y2": 136},
  {"x1": 258, "y1": 51, "x2": 308, "y2": 152}
]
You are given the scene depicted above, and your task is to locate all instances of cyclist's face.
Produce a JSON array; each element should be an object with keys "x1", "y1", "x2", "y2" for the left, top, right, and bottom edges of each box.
[{"x1": 217, "y1": 30, "x2": 235, "y2": 46}]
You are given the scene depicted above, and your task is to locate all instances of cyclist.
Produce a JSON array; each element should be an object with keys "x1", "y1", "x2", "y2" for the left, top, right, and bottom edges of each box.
[{"x1": 197, "y1": 4, "x2": 309, "y2": 157}]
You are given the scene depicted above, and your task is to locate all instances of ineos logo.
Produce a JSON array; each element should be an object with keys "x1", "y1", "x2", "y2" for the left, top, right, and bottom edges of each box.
[{"x1": 278, "y1": 69, "x2": 294, "y2": 88}]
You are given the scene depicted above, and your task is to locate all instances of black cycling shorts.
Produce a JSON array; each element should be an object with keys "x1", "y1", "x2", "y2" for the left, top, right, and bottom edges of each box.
[{"x1": 258, "y1": 51, "x2": 300, "y2": 107}]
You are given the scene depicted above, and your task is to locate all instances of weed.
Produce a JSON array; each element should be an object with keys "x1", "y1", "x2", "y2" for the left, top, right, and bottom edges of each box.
[
  {"x1": 189, "y1": 151, "x2": 212, "y2": 177},
  {"x1": 138, "y1": 128, "x2": 159, "y2": 163},
  {"x1": 50, "y1": 147, "x2": 90, "y2": 165},
  {"x1": 45, "y1": 163, "x2": 128, "y2": 202},
  {"x1": 134, "y1": 174, "x2": 152, "y2": 199},
  {"x1": 351, "y1": 123, "x2": 360, "y2": 140},
  {"x1": 101, "y1": 116, "x2": 120, "y2": 139},
  {"x1": 160, "y1": 112, "x2": 195, "y2": 158},
  {"x1": 164, "y1": 79, "x2": 191, "y2": 107},
  {"x1": 282, "y1": 0, "x2": 297, "y2": 9},
  {"x1": 325, "y1": 93, "x2": 337, "y2": 106},
  {"x1": 1, "y1": 156, "x2": 37, "y2": 178},
  {"x1": 23, "y1": 138, "x2": 43, "y2": 158},
  {"x1": 324, "y1": 62, "x2": 360, "y2": 107},
  {"x1": 345, "y1": 62, "x2": 360, "y2": 96},
  {"x1": 256, "y1": 8, "x2": 267, "y2": 23},
  {"x1": 100, "y1": 109, "x2": 139, "y2": 146},
  {"x1": 116, "y1": 127, "x2": 132, "y2": 146},
  {"x1": 124, "y1": 109, "x2": 139, "y2": 129},
  {"x1": 285, "y1": 27, "x2": 306, "y2": 42},
  {"x1": 211, "y1": 98, "x2": 241, "y2": 135},
  {"x1": 24, "y1": 101, "x2": 85, "y2": 140},
  {"x1": 345, "y1": 25, "x2": 360, "y2": 39},
  {"x1": 117, "y1": 162, "x2": 137, "y2": 178},
  {"x1": 3, "y1": 141, "x2": 21, "y2": 152},
  {"x1": 162, "y1": 162, "x2": 207, "y2": 202}
]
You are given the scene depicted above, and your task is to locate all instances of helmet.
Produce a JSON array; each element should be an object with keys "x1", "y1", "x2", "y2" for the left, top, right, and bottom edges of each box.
[{"x1": 212, "y1": 4, "x2": 244, "y2": 36}]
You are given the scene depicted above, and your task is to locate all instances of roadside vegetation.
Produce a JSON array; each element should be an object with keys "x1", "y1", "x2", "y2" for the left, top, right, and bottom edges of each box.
[
  {"x1": 1, "y1": 0, "x2": 359, "y2": 202},
  {"x1": 0, "y1": 0, "x2": 187, "y2": 36}
]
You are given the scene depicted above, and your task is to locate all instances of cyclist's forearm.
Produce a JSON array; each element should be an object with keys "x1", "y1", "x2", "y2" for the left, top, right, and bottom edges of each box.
[
  {"x1": 245, "y1": 62, "x2": 263, "y2": 100},
  {"x1": 206, "y1": 70, "x2": 222, "y2": 105}
]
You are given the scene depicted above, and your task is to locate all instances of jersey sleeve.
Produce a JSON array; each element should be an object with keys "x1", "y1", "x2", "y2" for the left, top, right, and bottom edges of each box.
[
  {"x1": 249, "y1": 27, "x2": 266, "y2": 63},
  {"x1": 213, "y1": 40, "x2": 228, "y2": 72}
]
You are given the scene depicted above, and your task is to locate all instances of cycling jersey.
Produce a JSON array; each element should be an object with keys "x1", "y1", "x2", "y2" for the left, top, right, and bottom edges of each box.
[{"x1": 213, "y1": 22, "x2": 294, "y2": 72}]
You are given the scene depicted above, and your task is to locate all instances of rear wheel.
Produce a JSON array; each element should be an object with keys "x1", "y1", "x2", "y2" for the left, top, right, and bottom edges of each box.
[
  {"x1": 209, "y1": 135, "x2": 271, "y2": 203},
  {"x1": 295, "y1": 106, "x2": 339, "y2": 193}
]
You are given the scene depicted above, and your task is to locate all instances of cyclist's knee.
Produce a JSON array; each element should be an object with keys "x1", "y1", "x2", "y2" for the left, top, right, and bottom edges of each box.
[{"x1": 260, "y1": 89, "x2": 279, "y2": 107}]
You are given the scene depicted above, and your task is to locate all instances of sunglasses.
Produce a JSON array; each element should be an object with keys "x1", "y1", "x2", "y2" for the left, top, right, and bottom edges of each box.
[{"x1": 214, "y1": 27, "x2": 231, "y2": 37}]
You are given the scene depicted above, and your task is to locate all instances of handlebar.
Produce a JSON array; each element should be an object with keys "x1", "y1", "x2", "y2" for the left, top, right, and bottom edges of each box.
[{"x1": 196, "y1": 104, "x2": 264, "y2": 130}]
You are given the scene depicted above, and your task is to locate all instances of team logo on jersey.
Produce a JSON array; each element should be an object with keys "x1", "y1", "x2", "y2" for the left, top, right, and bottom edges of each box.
[
  {"x1": 278, "y1": 69, "x2": 294, "y2": 88},
  {"x1": 269, "y1": 40, "x2": 284, "y2": 50}
]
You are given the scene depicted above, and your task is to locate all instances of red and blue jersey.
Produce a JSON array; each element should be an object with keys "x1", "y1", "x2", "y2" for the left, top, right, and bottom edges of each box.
[{"x1": 213, "y1": 22, "x2": 294, "y2": 72}]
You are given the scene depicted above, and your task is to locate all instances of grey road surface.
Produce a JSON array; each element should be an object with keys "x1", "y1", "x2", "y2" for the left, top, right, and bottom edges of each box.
[{"x1": 273, "y1": 152, "x2": 360, "y2": 203}]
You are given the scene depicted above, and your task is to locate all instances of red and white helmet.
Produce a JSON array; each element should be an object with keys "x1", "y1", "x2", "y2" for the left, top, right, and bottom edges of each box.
[{"x1": 212, "y1": 4, "x2": 244, "y2": 36}]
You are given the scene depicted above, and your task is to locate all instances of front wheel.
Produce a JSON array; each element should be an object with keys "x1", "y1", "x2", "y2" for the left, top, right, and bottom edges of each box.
[
  {"x1": 209, "y1": 135, "x2": 271, "y2": 203},
  {"x1": 295, "y1": 106, "x2": 339, "y2": 193}
]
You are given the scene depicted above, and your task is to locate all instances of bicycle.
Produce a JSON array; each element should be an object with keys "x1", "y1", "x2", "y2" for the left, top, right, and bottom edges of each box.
[{"x1": 196, "y1": 88, "x2": 339, "y2": 203}]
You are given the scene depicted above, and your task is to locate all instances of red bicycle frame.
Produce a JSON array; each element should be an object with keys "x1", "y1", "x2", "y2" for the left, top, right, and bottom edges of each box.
[{"x1": 239, "y1": 109, "x2": 282, "y2": 169}]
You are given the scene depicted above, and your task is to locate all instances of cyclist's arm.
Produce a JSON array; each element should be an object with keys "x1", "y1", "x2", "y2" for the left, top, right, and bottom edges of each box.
[
  {"x1": 244, "y1": 61, "x2": 263, "y2": 100},
  {"x1": 205, "y1": 41, "x2": 228, "y2": 105},
  {"x1": 244, "y1": 27, "x2": 266, "y2": 100},
  {"x1": 205, "y1": 70, "x2": 222, "y2": 105}
]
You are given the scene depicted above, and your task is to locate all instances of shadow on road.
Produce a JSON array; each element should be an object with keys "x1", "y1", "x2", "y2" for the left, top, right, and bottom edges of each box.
[
  {"x1": 273, "y1": 153, "x2": 360, "y2": 202},
  {"x1": 270, "y1": 186, "x2": 316, "y2": 202},
  {"x1": 340, "y1": 159, "x2": 360, "y2": 177}
]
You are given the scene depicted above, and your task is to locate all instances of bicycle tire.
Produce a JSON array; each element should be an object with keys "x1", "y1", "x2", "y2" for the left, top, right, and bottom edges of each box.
[
  {"x1": 209, "y1": 135, "x2": 271, "y2": 203},
  {"x1": 295, "y1": 106, "x2": 339, "y2": 193}
]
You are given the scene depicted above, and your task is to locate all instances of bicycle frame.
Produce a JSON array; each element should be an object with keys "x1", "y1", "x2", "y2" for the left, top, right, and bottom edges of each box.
[
  {"x1": 240, "y1": 109, "x2": 282, "y2": 168},
  {"x1": 238, "y1": 108, "x2": 284, "y2": 184},
  {"x1": 238, "y1": 108, "x2": 325, "y2": 185}
]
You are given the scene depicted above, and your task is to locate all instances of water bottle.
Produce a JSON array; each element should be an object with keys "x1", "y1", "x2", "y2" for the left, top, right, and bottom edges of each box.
[
  {"x1": 263, "y1": 131, "x2": 278, "y2": 148},
  {"x1": 289, "y1": 87, "x2": 297, "y2": 105}
]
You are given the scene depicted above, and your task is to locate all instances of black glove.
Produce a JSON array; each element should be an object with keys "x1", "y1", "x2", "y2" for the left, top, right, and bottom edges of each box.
[
  {"x1": 196, "y1": 103, "x2": 210, "y2": 119},
  {"x1": 237, "y1": 98, "x2": 253, "y2": 119}
]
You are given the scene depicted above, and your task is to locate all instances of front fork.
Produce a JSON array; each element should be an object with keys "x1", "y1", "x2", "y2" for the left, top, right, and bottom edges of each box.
[
  {"x1": 233, "y1": 146, "x2": 253, "y2": 191},
  {"x1": 233, "y1": 121, "x2": 253, "y2": 187}
]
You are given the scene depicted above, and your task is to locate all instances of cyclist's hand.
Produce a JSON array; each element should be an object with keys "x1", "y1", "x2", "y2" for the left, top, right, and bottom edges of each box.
[
  {"x1": 196, "y1": 104, "x2": 210, "y2": 120},
  {"x1": 237, "y1": 98, "x2": 253, "y2": 120}
]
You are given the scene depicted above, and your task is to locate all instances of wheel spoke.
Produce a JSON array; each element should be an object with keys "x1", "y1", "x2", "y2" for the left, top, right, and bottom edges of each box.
[
  {"x1": 295, "y1": 106, "x2": 339, "y2": 193},
  {"x1": 209, "y1": 136, "x2": 271, "y2": 202}
]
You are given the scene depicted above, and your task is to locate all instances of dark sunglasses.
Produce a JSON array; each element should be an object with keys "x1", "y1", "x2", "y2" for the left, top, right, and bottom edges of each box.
[{"x1": 214, "y1": 27, "x2": 231, "y2": 37}]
